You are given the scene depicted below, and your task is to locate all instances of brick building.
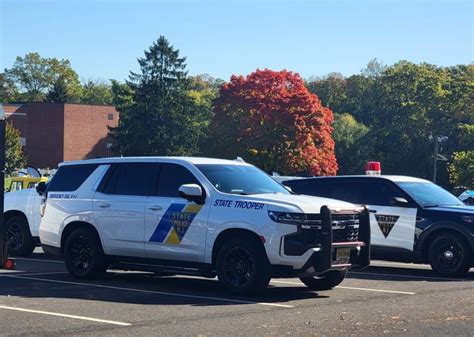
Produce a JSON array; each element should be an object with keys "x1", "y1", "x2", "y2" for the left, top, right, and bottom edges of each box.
[{"x1": 4, "y1": 103, "x2": 119, "y2": 169}]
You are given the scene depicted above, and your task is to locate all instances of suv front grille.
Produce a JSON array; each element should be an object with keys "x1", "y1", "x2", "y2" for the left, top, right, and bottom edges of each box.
[{"x1": 331, "y1": 214, "x2": 360, "y2": 243}]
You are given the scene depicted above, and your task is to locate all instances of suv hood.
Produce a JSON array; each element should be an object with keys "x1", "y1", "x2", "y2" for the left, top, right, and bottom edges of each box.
[
  {"x1": 242, "y1": 193, "x2": 357, "y2": 213},
  {"x1": 425, "y1": 205, "x2": 474, "y2": 215}
]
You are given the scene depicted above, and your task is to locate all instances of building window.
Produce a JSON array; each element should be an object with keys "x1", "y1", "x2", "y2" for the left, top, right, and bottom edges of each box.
[{"x1": 108, "y1": 113, "x2": 114, "y2": 120}]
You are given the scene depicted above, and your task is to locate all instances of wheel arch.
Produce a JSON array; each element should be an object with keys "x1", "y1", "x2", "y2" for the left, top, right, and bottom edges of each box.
[
  {"x1": 3, "y1": 210, "x2": 32, "y2": 236},
  {"x1": 60, "y1": 221, "x2": 102, "y2": 254},
  {"x1": 417, "y1": 222, "x2": 474, "y2": 261},
  {"x1": 211, "y1": 228, "x2": 266, "y2": 267}
]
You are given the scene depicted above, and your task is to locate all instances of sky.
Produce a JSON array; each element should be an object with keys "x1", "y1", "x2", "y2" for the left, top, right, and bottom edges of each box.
[{"x1": 1, "y1": 0, "x2": 472, "y2": 82}]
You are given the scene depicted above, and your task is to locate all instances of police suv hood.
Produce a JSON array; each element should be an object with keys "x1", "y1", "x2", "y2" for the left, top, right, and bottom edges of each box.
[
  {"x1": 425, "y1": 205, "x2": 474, "y2": 215},
  {"x1": 244, "y1": 193, "x2": 357, "y2": 213}
]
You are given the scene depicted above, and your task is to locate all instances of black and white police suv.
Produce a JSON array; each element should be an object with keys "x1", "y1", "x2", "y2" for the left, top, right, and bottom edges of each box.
[
  {"x1": 37, "y1": 157, "x2": 370, "y2": 294},
  {"x1": 283, "y1": 175, "x2": 474, "y2": 276}
]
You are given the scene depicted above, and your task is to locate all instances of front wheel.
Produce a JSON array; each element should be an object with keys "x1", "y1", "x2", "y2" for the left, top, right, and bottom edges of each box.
[
  {"x1": 216, "y1": 238, "x2": 271, "y2": 294},
  {"x1": 428, "y1": 233, "x2": 472, "y2": 276},
  {"x1": 4, "y1": 216, "x2": 35, "y2": 257},
  {"x1": 64, "y1": 227, "x2": 107, "y2": 279},
  {"x1": 299, "y1": 270, "x2": 347, "y2": 291}
]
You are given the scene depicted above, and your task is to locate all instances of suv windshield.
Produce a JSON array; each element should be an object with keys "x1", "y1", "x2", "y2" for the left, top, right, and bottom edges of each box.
[
  {"x1": 196, "y1": 164, "x2": 290, "y2": 195},
  {"x1": 397, "y1": 182, "x2": 463, "y2": 207}
]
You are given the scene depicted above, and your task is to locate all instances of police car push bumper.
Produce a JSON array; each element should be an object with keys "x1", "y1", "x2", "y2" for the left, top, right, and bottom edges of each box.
[{"x1": 277, "y1": 206, "x2": 371, "y2": 275}]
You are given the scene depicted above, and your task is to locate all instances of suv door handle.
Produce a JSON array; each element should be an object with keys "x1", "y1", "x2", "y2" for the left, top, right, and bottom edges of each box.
[
  {"x1": 148, "y1": 206, "x2": 163, "y2": 211},
  {"x1": 98, "y1": 202, "x2": 111, "y2": 208}
]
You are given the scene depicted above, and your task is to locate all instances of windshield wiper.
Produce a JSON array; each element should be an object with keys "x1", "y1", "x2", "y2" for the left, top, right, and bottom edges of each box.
[{"x1": 423, "y1": 205, "x2": 439, "y2": 208}]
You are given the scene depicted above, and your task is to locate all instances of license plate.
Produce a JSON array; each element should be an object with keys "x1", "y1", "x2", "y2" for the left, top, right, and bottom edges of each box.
[{"x1": 336, "y1": 248, "x2": 351, "y2": 261}]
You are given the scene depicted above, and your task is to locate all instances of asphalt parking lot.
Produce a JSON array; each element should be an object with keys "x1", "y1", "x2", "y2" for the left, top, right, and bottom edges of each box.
[{"x1": 0, "y1": 249, "x2": 473, "y2": 336}]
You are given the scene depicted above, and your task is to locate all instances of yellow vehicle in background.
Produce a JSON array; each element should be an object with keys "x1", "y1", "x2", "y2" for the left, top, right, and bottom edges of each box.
[
  {"x1": 4, "y1": 176, "x2": 48, "y2": 192},
  {"x1": 4, "y1": 167, "x2": 49, "y2": 192}
]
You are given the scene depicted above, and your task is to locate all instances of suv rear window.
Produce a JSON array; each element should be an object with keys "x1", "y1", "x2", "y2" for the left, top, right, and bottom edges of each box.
[{"x1": 48, "y1": 164, "x2": 99, "y2": 192}]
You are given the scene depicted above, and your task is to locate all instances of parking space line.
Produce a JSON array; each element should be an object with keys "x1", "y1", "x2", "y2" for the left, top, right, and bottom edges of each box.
[
  {"x1": 0, "y1": 304, "x2": 131, "y2": 326},
  {"x1": 13, "y1": 258, "x2": 64, "y2": 264},
  {"x1": 0, "y1": 272, "x2": 69, "y2": 277},
  {"x1": 270, "y1": 280, "x2": 415, "y2": 295},
  {"x1": 4, "y1": 275, "x2": 294, "y2": 308},
  {"x1": 349, "y1": 271, "x2": 468, "y2": 282},
  {"x1": 336, "y1": 285, "x2": 415, "y2": 295}
]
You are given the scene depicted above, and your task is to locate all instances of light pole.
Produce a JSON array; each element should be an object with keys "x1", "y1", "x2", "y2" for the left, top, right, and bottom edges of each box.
[
  {"x1": 431, "y1": 135, "x2": 448, "y2": 184},
  {"x1": 0, "y1": 104, "x2": 6, "y2": 267}
]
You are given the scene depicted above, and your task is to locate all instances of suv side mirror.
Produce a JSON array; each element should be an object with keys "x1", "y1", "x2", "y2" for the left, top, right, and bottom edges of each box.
[
  {"x1": 178, "y1": 184, "x2": 205, "y2": 204},
  {"x1": 36, "y1": 182, "x2": 47, "y2": 196},
  {"x1": 393, "y1": 197, "x2": 409, "y2": 207}
]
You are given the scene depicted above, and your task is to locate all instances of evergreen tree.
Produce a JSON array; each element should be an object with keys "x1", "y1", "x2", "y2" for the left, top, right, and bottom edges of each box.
[
  {"x1": 5, "y1": 122, "x2": 26, "y2": 175},
  {"x1": 110, "y1": 36, "x2": 205, "y2": 156},
  {"x1": 46, "y1": 77, "x2": 70, "y2": 103}
]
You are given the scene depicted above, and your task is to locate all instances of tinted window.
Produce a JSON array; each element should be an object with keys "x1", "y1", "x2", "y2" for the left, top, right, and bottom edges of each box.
[
  {"x1": 101, "y1": 163, "x2": 158, "y2": 196},
  {"x1": 360, "y1": 181, "x2": 402, "y2": 206},
  {"x1": 323, "y1": 181, "x2": 362, "y2": 203},
  {"x1": 284, "y1": 180, "x2": 326, "y2": 196},
  {"x1": 48, "y1": 164, "x2": 99, "y2": 192},
  {"x1": 288, "y1": 179, "x2": 362, "y2": 203},
  {"x1": 157, "y1": 164, "x2": 200, "y2": 197}
]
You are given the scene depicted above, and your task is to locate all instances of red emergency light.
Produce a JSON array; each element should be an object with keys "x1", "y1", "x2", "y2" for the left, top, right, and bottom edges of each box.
[{"x1": 365, "y1": 161, "x2": 381, "y2": 175}]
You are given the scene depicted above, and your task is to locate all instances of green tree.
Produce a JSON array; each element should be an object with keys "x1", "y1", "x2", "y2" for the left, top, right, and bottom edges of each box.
[
  {"x1": 4, "y1": 52, "x2": 82, "y2": 102},
  {"x1": 449, "y1": 151, "x2": 474, "y2": 189},
  {"x1": 5, "y1": 122, "x2": 26, "y2": 175},
  {"x1": 110, "y1": 36, "x2": 207, "y2": 156},
  {"x1": 187, "y1": 74, "x2": 223, "y2": 152},
  {"x1": 332, "y1": 113, "x2": 370, "y2": 174},
  {"x1": 81, "y1": 79, "x2": 113, "y2": 105},
  {"x1": 46, "y1": 76, "x2": 70, "y2": 103},
  {"x1": 0, "y1": 73, "x2": 20, "y2": 102}
]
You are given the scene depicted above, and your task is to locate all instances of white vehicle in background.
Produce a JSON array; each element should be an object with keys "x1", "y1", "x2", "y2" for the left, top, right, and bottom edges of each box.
[
  {"x1": 38, "y1": 157, "x2": 371, "y2": 294},
  {"x1": 4, "y1": 188, "x2": 42, "y2": 256}
]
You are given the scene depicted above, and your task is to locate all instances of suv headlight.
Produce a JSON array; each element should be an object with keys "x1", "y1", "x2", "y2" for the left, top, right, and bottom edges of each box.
[{"x1": 268, "y1": 211, "x2": 306, "y2": 224}]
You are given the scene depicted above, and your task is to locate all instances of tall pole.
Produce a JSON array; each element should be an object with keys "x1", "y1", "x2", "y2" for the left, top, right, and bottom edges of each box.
[
  {"x1": 0, "y1": 104, "x2": 5, "y2": 267},
  {"x1": 433, "y1": 138, "x2": 439, "y2": 183}
]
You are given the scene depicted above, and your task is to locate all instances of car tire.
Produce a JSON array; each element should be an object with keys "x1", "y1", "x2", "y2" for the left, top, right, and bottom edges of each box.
[
  {"x1": 428, "y1": 232, "x2": 472, "y2": 276},
  {"x1": 299, "y1": 270, "x2": 348, "y2": 291},
  {"x1": 217, "y1": 238, "x2": 271, "y2": 294},
  {"x1": 64, "y1": 227, "x2": 107, "y2": 279},
  {"x1": 4, "y1": 216, "x2": 35, "y2": 257}
]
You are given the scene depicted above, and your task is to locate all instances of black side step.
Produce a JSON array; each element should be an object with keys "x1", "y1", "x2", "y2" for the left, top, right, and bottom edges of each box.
[{"x1": 109, "y1": 261, "x2": 215, "y2": 278}]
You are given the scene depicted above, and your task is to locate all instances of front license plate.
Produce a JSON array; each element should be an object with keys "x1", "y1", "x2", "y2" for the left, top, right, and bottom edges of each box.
[{"x1": 336, "y1": 248, "x2": 351, "y2": 261}]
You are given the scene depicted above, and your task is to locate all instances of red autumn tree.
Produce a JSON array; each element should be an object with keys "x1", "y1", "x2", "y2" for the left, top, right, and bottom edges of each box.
[{"x1": 208, "y1": 69, "x2": 338, "y2": 175}]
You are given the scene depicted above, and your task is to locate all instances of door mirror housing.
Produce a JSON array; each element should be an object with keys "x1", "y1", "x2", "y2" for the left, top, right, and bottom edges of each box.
[
  {"x1": 36, "y1": 182, "x2": 47, "y2": 196},
  {"x1": 178, "y1": 184, "x2": 205, "y2": 204},
  {"x1": 393, "y1": 197, "x2": 409, "y2": 207}
]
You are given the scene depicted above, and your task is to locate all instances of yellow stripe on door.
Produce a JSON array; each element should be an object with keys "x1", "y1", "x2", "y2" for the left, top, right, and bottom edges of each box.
[
  {"x1": 165, "y1": 228, "x2": 180, "y2": 244},
  {"x1": 183, "y1": 204, "x2": 203, "y2": 214}
]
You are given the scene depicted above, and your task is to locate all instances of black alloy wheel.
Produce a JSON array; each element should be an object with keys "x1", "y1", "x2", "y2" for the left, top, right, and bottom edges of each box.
[
  {"x1": 222, "y1": 246, "x2": 256, "y2": 289},
  {"x1": 5, "y1": 222, "x2": 24, "y2": 252},
  {"x1": 64, "y1": 227, "x2": 107, "y2": 279},
  {"x1": 69, "y1": 234, "x2": 94, "y2": 272},
  {"x1": 4, "y1": 216, "x2": 35, "y2": 256},
  {"x1": 217, "y1": 238, "x2": 271, "y2": 294},
  {"x1": 428, "y1": 233, "x2": 471, "y2": 276}
]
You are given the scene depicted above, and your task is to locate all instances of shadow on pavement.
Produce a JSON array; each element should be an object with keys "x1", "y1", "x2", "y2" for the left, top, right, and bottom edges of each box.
[{"x1": 348, "y1": 265, "x2": 474, "y2": 282}]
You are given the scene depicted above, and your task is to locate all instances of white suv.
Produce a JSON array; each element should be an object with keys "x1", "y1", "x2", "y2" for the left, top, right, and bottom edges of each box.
[{"x1": 38, "y1": 157, "x2": 370, "y2": 294}]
